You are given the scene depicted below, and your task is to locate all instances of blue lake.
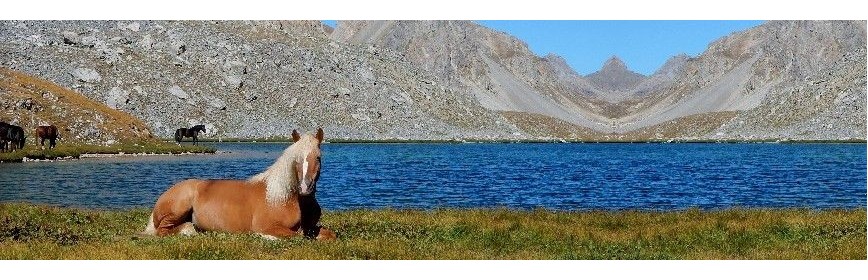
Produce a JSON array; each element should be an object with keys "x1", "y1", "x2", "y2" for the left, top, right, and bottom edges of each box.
[{"x1": 0, "y1": 143, "x2": 865, "y2": 210}]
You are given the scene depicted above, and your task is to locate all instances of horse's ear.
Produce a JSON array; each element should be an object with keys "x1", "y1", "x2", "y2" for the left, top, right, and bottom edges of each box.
[
  {"x1": 291, "y1": 129, "x2": 301, "y2": 142},
  {"x1": 315, "y1": 127, "x2": 324, "y2": 143}
]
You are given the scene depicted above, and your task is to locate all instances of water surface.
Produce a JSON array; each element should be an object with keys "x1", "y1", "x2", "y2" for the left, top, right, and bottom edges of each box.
[{"x1": 0, "y1": 143, "x2": 864, "y2": 210}]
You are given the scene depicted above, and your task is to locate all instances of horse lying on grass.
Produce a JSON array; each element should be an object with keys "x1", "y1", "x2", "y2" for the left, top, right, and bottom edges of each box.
[{"x1": 142, "y1": 128, "x2": 336, "y2": 241}]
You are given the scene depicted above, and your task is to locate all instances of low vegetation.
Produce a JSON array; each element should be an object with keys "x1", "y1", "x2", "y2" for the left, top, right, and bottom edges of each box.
[
  {"x1": 0, "y1": 203, "x2": 863, "y2": 259},
  {"x1": 0, "y1": 142, "x2": 215, "y2": 163},
  {"x1": 0, "y1": 67, "x2": 217, "y2": 163}
]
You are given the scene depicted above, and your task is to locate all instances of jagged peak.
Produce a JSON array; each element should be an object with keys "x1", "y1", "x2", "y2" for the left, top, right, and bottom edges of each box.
[
  {"x1": 586, "y1": 55, "x2": 646, "y2": 93},
  {"x1": 602, "y1": 55, "x2": 627, "y2": 70}
]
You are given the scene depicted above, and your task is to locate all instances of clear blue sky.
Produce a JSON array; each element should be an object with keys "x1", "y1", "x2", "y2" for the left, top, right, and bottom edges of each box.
[{"x1": 321, "y1": 20, "x2": 765, "y2": 75}]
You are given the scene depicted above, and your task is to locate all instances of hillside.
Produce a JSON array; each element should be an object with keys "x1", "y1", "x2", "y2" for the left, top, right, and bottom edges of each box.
[
  {"x1": 1, "y1": 20, "x2": 864, "y2": 141},
  {"x1": 0, "y1": 68, "x2": 153, "y2": 145}
]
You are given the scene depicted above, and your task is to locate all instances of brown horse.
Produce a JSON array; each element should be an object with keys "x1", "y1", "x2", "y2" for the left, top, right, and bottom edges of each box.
[
  {"x1": 36, "y1": 125, "x2": 59, "y2": 149},
  {"x1": 142, "y1": 128, "x2": 335, "y2": 240}
]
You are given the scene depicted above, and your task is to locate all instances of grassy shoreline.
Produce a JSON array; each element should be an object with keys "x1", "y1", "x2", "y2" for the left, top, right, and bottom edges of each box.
[
  {"x1": 0, "y1": 141, "x2": 215, "y2": 163},
  {"x1": 1, "y1": 203, "x2": 863, "y2": 260}
]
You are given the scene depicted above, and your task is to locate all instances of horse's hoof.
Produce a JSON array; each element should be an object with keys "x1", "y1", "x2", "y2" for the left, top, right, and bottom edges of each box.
[{"x1": 316, "y1": 228, "x2": 337, "y2": 241}]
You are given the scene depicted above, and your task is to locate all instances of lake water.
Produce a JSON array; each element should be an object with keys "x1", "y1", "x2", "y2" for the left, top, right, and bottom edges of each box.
[{"x1": 0, "y1": 143, "x2": 865, "y2": 210}]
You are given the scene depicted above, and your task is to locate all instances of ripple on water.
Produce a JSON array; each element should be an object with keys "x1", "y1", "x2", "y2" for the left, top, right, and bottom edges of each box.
[{"x1": 0, "y1": 143, "x2": 865, "y2": 210}]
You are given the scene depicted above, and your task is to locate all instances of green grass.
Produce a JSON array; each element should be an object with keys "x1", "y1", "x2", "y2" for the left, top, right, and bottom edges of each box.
[
  {"x1": 0, "y1": 141, "x2": 215, "y2": 163},
  {"x1": 0, "y1": 203, "x2": 863, "y2": 260}
]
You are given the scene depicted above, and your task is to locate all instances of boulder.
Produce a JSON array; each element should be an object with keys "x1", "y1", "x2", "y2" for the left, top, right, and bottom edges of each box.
[
  {"x1": 105, "y1": 87, "x2": 130, "y2": 109},
  {"x1": 69, "y1": 68, "x2": 102, "y2": 83},
  {"x1": 168, "y1": 85, "x2": 189, "y2": 99}
]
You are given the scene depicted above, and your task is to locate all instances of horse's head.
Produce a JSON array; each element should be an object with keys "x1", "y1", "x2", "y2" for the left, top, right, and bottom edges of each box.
[
  {"x1": 290, "y1": 128, "x2": 324, "y2": 196},
  {"x1": 194, "y1": 124, "x2": 206, "y2": 134}
]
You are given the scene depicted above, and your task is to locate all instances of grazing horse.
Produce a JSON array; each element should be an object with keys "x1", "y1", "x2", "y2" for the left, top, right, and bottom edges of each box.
[
  {"x1": 36, "y1": 125, "x2": 59, "y2": 149},
  {"x1": 0, "y1": 122, "x2": 8, "y2": 152},
  {"x1": 142, "y1": 128, "x2": 336, "y2": 240},
  {"x1": 0, "y1": 122, "x2": 25, "y2": 152},
  {"x1": 174, "y1": 124, "x2": 207, "y2": 145}
]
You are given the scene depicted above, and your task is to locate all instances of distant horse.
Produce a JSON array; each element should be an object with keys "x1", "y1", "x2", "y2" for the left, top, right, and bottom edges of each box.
[
  {"x1": 174, "y1": 124, "x2": 206, "y2": 145},
  {"x1": 0, "y1": 122, "x2": 8, "y2": 152},
  {"x1": 142, "y1": 128, "x2": 336, "y2": 240},
  {"x1": 36, "y1": 125, "x2": 59, "y2": 149},
  {"x1": 0, "y1": 122, "x2": 25, "y2": 152}
]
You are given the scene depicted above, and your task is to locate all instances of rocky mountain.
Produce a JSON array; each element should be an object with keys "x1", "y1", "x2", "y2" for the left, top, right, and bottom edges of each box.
[
  {"x1": 0, "y1": 21, "x2": 522, "y2": 140},
  {"x1": 585, "y1": 56, "x2": 646, "y2": 97},
  {"x1": 331, "y1": 20, "x2": 611, "y2": 131},
  {"x1": 0, "y1": 20, "x2": 864, "y2": 141},
  {"x1": 617, "y1": 20, "x2": 866, "y2": 140}
]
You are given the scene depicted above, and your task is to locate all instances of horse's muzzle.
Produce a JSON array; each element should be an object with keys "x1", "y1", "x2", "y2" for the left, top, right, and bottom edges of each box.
[{"x1": 298, "y1": 182, "x2": 316, "y2": 196}]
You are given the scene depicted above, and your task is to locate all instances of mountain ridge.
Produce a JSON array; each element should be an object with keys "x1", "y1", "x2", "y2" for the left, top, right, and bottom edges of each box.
[{"x1": 0, "y1": 20, "x2": 864, "y2": 141}]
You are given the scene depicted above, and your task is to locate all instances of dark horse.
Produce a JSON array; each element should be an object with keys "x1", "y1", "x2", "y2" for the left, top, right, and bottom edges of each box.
[
  {"x1": 174, "y1": 124, "x2": 206, "y2": 145},
  {"x1": 36, "y1": 125, "x2": 59, "y2": 149},
  {"x1": 1, "y1": 122, "x2": 25, "y2": 152}
]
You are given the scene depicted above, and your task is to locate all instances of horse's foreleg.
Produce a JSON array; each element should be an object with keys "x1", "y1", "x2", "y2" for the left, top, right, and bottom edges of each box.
[
  {"x1": 257, "y1": 226, "x2": 302, "y2": 240},
  {"x1": 300, "y1": 225, "x2": 336, "y2": 240},
  {"x1": 154, "y1": 211, "x2": 197, "y2": 236},
  {"x1": 315, "y1": 227, "x2": 337, "y2": 241},
  {"x1": 177, "y1": 222, "x2": 198, "y2": 236}
]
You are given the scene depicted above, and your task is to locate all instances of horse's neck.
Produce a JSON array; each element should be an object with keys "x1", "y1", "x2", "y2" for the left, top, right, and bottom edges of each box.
[{"x1": 257, "y1": 146, "x2": 305, "y2": 205}]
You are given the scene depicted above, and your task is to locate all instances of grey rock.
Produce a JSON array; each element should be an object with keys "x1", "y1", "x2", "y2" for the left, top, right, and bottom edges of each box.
[
  {"x1": 70, "y1": 68, "x2": 102, "y2": 83},
  {"x1": 61, "y1": 31, "x2": 81, "y2": 45},
  {"x1": 105, "y1": 87, "x2": 129, "y2": 109},
  {"x1": 124, "y1": 22, "x2": 140, "y2": 32},
  {"x1": 168, "y1": 85, "x2": 189, "y2": 99},
  {"x1": 222, "y1": 60, "x2": 247, "y2": 90},
  {"x1": 137, "y1": 34, "x2": 154, "y2": 50},
  {"x1": 204, "y1": 95, "x2": 226, "y2": 110}
]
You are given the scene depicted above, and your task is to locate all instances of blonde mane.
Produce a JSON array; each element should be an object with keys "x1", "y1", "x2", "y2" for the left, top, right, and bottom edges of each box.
[{"x1": 249, "y1": 134, "x2": 319, "y2": 205}]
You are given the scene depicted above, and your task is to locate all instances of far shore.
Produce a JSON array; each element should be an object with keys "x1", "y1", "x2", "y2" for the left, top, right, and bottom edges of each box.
[{"x1": 0, "y1": 142, "x2": 216, "y2": 163}]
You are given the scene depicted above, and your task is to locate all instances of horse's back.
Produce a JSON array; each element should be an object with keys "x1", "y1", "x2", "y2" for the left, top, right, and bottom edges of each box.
[
  {"x1": 36, "y1": 126, "x2": 57, "y2": 138},
  {"x1": 189, "y1": 179, "x2": 270, "y2": 232}
]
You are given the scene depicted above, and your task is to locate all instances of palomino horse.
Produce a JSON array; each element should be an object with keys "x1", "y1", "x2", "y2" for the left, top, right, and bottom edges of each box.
[
  {"x1": 174, "y1": 124, "x2": 206, "y2": 145},
  {"x1": 142, "y1": 128, "x2": 336, "y2": 240},
  {"x1": 36, "y1": 125, "x2": 59, "y2": 149}
]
